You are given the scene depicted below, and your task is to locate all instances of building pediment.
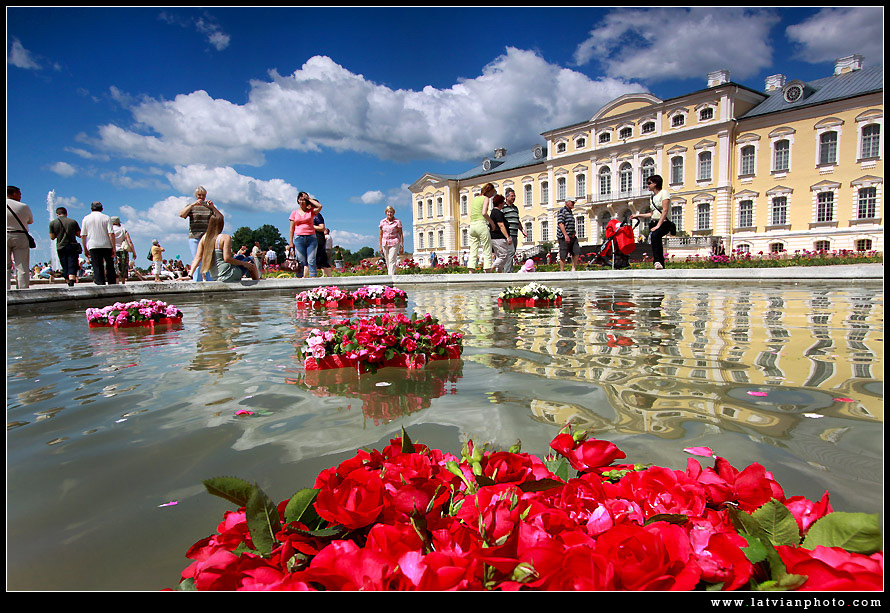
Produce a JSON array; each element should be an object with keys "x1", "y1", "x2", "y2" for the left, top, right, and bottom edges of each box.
[{"x1": 591, "y1": 93, "x2": 662, "y2": 122}]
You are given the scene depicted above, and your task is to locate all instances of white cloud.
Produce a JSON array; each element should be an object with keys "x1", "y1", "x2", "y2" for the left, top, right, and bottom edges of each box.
[
  {"x1": 7, "y1": 39, "x2": 41, "y2": 70},
  {"x1": 574, "y1": 8, "x2": 780, "y2": 82},
  {"x1": 329, "y1": 229, "x2": 377, "y2": 249},
  {"x1": 786, "y1": 7, "x2": 884, "y2": 66},
  {"x1": 166, "y1": 164, "x2": 299, "y2": 213},
  {"x1": 119, "y1": 195, "x2": 194, "y2": 251},
  {"x1": 360, "y1": 190, "x2": 386, "y2": 204},
  {"x1": 49, "y1": 161, "x2": 76, "y2": 177},
  {"x1": 159, "y1": 10, "x2": 231, "y2": 52},
  {"x1": 91, "y1": 48, "x2": 645, "y2": 167}
]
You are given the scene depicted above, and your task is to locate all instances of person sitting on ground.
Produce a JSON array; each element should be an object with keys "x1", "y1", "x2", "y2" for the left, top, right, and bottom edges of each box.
[{"x1": 187, "y1": 212, "x2": 260, "y2": 282}]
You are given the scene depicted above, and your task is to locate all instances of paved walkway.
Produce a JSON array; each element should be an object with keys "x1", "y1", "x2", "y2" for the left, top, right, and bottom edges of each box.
[{"x1": 6, "y1": 263, "x2": 883, "y2": 313}]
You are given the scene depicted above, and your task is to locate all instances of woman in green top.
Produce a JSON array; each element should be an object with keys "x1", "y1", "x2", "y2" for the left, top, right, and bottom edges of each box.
[
  {"x1": 187, "y1": 213, "x2": 260, "y2": 282},
  {"x1": 468, "y1": 182, "x2": 496, "y2": 272}
]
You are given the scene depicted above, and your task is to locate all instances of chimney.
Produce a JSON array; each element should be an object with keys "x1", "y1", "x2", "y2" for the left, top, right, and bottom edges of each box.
[
  {"x1": 765, "y1": 74, "x2": 786, "y2": 92},
  {"x1": 707, "y1": 69, "x2": 730, "y2": 87},
  {"x1": 494, "y1": 148, "x2": 507, "y2": 159},
  {"x1": 834, "y1": 54, "x2": 865, "y2": 75}
]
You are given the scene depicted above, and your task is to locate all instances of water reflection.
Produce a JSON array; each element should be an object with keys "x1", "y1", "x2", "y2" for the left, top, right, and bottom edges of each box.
[{"x1": 286, "y1": 359, "x2": 463, "y2": 426}]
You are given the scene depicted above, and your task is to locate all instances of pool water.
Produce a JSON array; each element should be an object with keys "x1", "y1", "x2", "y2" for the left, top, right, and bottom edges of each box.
[{"x1": 6, "y1": 282, "x2": 883, "y2": 590}]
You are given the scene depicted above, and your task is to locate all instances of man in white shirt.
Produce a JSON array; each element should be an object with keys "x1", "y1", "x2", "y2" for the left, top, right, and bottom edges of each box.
[
  {"x1": 7, "y1": 185, "x2": 34, "y2": 290},
  {"x1": 81, "y1": 201, "x2": 117, "y2": 285}
]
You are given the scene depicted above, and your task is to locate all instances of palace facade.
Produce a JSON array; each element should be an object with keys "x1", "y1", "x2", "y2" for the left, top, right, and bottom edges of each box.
[{"x1": 409, "y1": 55, "x2": 883, "y2": 267}]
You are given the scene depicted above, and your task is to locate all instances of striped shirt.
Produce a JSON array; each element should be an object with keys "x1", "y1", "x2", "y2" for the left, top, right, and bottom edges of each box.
[
  {"x1": 556, "y1": 205, "x2": 575, "y2": 240},
  {"x1": 186, "y1": 202, "x2": 214, "y2": 239},
  {"x1": 502, "y1": 203, "x2": 521, "y2": 238}
]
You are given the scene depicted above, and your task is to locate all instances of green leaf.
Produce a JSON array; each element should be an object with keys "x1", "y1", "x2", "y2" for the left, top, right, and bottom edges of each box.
[
  {"x1": 751, "y1": 499, "x2": 801, "y2": 546},
  {"x1": 518, "y1": 478, "x2": 565, "y2": 493},
  {"x1": 802, "y1": 512, "x2": 882, "y2": 554},
  {"x1": 283, "y1": 488, "x2": 319, "y2": 525},
  {"x1": 202, "y1": 476, "x2": 256, "y2": 507},
  {"x1": 644, "y1": 513, "x2": 689, "y2": 527},
  {"x1": 400, "y1": 426, "x2": 414, "y2": 453},
  {"x1": 245, "y1": 483, "x2": 281, "y2": 556}
]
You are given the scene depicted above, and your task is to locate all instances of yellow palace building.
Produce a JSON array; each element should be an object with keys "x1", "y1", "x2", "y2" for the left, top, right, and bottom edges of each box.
[{"x1": 409, "y1": 55, "x2": 883, "y2": 266}]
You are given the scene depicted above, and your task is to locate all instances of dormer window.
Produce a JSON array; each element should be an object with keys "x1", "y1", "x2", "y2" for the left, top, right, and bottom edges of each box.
[
  {"x1": 641, "y1": 121, "x2": 655, "y2": 134},
  {"x1": 672, "y1": 114, "x2": 685, "y2": 128},
  {"x1": 556, "y1": 142, "x2": 567, "y2": 154},
  {"x1": 699, "y1": 107, "x2": 714, "y2": 121},
  {"x1": 599, "y1": 132, "x2": 611, "y2": 144},
  {"x1": 575, "y1": 137, "x2": 586, "y2": 149},
  {"x1": 619, "y1": 127, "x2": 632, "y2": 140}
]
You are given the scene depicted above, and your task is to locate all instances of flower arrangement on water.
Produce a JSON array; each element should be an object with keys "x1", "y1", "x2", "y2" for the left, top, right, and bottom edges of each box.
[
  {"x1": 298, "y1": 312, "x2": 463, "y2": 373},
  {"x1": 86, "y1": 299, "x2": 183, "y2": 328},
  {"x1": 498, "y1": 282, "x2": 563, "y2": 307},
  {"x1": 350, "y1": 284, "x2": 407, "y2": 306},
  {"x1": 171, "y1": 426, "x2": 882, "y2": 591},
  {"x1": 295, "y1": 286, "x2": 354, "y2": 308}
]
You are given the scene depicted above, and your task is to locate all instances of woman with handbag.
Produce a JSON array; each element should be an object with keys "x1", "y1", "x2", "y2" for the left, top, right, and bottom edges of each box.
[
  {"x1": 7, "y1": 185, "x2": 35, "y2": 290},
  {"x1": 110, "y1": 217, "x2": 136, "y2": 284},
  {"x1": 49, "y1": 206, "x2": 83, "y2": 287}
]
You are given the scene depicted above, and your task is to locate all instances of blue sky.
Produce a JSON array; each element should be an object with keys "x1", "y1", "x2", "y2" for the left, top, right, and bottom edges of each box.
[{"x1": 7, "y1": 6, "x2": 884, "y2": 263}]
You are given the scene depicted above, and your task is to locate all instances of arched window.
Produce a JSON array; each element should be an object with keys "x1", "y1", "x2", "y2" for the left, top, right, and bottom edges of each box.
[
  {"x1": 740, "y1": 146, "x2": 755, "y2": 175},
  {"x1": 773, "y1": 139, "x2": 790, "y2": 171},
  {"x1": 670, "y1": 156, "x2": 684, "y2": 185},
  {"x1": 698, "y1": 151, "x2": 713, "y2": 181},
  {"x1": 619, "y1": 163, "x2": 633, "y2": 193},
  {"x1": 819, "y1": 131, "x2": 838, "y2": 165},
  {"x1": 640, "y1": 158, "x2": 655, "y2": 190},
  {"x1": 861, "y1": 124, "x2": 880, "y2": 159},
  {"x1": 599, "y1": 167, "x2": 611, "y2": 196}
]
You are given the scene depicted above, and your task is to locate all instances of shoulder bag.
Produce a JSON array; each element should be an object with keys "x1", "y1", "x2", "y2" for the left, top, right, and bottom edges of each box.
[{"x1": 7, "y1": 204, "x2": 36, "y2": 248}]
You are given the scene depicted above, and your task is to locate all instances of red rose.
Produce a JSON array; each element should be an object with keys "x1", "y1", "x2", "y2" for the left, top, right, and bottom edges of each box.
[
  {"x1": 593, "y1": 523, "x2": 701, "y2": 591},
  {"x1": 314, "y1": 466, "x2": 386, "y2": 530},
  {"x1": 776, "y1": 546, "x2": 884, "y2": 591},
  {"x1": 550, "y1": 433, "x2": 625, "y2": 473}
]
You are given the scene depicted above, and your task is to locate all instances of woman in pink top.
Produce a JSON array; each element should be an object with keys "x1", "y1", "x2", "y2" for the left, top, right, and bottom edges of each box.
[
  {"x1": 288, "y1": 192, "x2": 323, "y2": 277},
  {"x1": 378, "y1": 206, "x2": 403, "y2": 276}
]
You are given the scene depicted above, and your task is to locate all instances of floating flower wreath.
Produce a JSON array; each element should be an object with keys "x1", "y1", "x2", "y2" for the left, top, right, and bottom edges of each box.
[
  {"x1": 86, "y1": 299, "x2": 183, "y2": 328},
  {"x1": 170, "y1": 426, "x2": 883, "y2": 591},
  {"x1": 350, "y1": 284, "x2": 407, "y2": 306},
  {"x1": 295, "y1": 286, "x2": 354, "y2": 308},
  {"x1": 295, "y1": 285, "x2": 407, "y2": 308},
  {"x1": 298, "y1": 312, "x2": 463, "y2": 373},
  {"x1": 498, "y1": 282, "x2": 563, "y2": 306}
]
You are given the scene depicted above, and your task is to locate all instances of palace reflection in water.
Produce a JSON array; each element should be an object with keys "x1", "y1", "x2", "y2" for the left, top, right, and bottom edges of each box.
[{"x1": 408, "y1": 282, "x2": 882, "y2": 447}]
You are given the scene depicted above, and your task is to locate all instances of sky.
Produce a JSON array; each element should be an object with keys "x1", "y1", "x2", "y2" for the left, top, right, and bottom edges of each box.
[{"x1": 6, "y1": 6, "x2": 884, "y2": 264}]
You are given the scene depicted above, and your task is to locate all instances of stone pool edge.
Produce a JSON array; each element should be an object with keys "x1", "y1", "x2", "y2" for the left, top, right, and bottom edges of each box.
[{"x1": 5, "y1": 263, "x2": 884, "y2": 314}]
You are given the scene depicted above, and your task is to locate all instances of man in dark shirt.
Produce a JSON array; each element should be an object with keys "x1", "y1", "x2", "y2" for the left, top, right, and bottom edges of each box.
[
  {"x1": 502, "y1": 188, "x2": 526, "y2": 272},
  {"x1": 556, "y1": 199, "x2": 579, "y2": 272},
  {"x1": 48, "y1": 206, "x2": 81, "y2": 287},
  {"x1": 489, "y1": 194, "x2": 512, "y2": 272}
]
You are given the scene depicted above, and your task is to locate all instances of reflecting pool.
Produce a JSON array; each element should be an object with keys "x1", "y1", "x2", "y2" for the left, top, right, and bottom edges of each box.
[{"x1": 6, "y1": 281, "x2": 883, "y2": 590}]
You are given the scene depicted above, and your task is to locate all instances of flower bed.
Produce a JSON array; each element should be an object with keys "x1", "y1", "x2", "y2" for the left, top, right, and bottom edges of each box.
[
  {"x1": 171, "y1": 426, "x2": 882, "y2": 591},
  {"x1": 298, "y1": 313, "x2": 463, "y2": 374},
  {"x1": 498, "y1": 282, "x2": 563, "y2": 307},
  {"x1": 86, "y1": 299, "x2": 183, "y2": 329}
]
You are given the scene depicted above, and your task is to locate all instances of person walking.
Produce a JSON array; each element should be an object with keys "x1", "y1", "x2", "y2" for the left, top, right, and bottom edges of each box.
[
  {"x1": 502, "y1": 187, "x2": 526, "y2": 272},
  {"x1": 468, "y1": 182, "x2": 496, "y2": 272},
  {"x1": 288, "y1": 192, "x2": 323, "y2": 277},
  {"x1": 48, "y1": 206, "x2": 82, "y2": 287},
  {"x1": 632, "y1": 174, "x2": 675, "y2": 270},
  {"x1": 150, "y1": 239, "x2": 165, "y2": 282},
  {"x1": 7, "y1": 185, "x2": 34, "y2": 290},
  {"x1": 489, "y1": 194, "x2": 512, "y2": 272},
  {"x1": 556, "y1": 199, "x2": 579, "y2": 272},
  {"x1": 178, "y1": 186, "x2": 215, "y2": 281},
  {"x1": 378, "y1": 205, "x2": 403, "y2": 276},
  {"x1": 81, "y1": 201, "x2": 117, "y2": 285},
  {"x1": 110, "y1": 217, "x2": 135, "y2": 284}
]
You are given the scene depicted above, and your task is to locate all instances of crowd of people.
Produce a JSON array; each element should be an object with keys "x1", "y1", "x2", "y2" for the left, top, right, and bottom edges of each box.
[{"x1": 8, "y1": 176, "x2": 676, "y2": 289}]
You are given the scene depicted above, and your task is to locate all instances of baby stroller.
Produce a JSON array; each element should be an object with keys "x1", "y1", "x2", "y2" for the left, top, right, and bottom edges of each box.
[{"x1": 589, "y1": 219, "x2": 637, "y2": 269}]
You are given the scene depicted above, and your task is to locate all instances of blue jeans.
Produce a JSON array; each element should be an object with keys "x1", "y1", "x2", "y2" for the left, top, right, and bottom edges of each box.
[
  {"x1": 189, "y1": 237, "x2": 212, "y2": 281},
  {"x1": 293, "y1": 235, "x2": 317, "y2": 277}
]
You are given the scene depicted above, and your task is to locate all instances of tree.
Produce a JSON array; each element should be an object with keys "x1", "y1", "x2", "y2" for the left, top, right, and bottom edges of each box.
[{"x1": 232, "y1": 225, "x2": 287, "y2": 262}]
